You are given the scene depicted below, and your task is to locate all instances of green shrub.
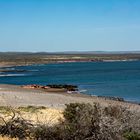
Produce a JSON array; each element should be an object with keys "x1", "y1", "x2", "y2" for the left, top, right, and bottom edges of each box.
[
  {"x1": 32, "y1": 125, "x2": 61, "y2": 140},
  {"x1": 0, "y1": 103, "x2": 139, "y2": 140},
  {"x1": 18, "y1": 106, "x2": 46, "y2": 113},
  {"x1": 124, "y1": 132, "x2": 140, "y2": 140},
  {"x1": 62, "y1": 103, "x2": 101, "y2": 140}
]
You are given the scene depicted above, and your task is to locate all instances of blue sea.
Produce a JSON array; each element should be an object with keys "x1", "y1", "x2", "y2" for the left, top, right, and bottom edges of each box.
[{"x1": 0, "y1": 61, "x2": 140, "y2": 102}]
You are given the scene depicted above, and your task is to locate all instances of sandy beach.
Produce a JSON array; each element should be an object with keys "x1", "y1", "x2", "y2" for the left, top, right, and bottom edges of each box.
[{"x1": 0, "y1": 84, "x2": 139, "y2": 113}]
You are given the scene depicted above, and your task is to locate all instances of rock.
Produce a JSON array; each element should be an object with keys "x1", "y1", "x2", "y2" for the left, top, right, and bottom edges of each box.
[
  {"x1": 47, "y1": 84, "x2": 78, "y2": 91},
  {"x1": 22, "y1": 84, "x2": 78, "y2": 92},
  {"x1": 98, "y1": 96, "x2": 124, "y2": 102}
]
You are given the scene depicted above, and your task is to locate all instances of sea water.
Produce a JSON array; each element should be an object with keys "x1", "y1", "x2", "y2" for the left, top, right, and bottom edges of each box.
[{"x1": 0, "y1": 61, "x2": 140, "y2": 102}]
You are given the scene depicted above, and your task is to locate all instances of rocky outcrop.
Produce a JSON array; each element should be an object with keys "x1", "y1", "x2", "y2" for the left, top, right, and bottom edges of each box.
[
  {"x1": 47, "y1": 85, "x2": 78, "y2": 91},
  {"x1": 98, "y1": 96, "x2": 124, "y2": 102},
  {"x1": 22, "y1": 84, "x2": 50, "y2": 89},
  {"x1": 22, "y1": 84, "x2": 78, "y2": 92}
]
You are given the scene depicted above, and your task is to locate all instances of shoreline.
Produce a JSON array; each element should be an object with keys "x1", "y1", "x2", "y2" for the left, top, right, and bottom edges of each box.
[
  {"x1": 0, "y1": 60, "x2": 140, "y2": 108},
  {"x1": 0, "y1": 81, "x2": 139, "y2": 105},
  {"x1": 0, "y1": 84, "x2": 139, "y2": 113},
  {"x1": 0, "y1": 59, "x2": 140, "y2": 68}
]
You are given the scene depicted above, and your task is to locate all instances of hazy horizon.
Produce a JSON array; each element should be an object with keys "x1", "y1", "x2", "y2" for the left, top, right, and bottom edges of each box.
[
  {"x1": 0, "y1": 0, "x2": 140, "y2": 52},
  {"x1": 0, "y1": 50, "x2": 140, "y2": 54}
]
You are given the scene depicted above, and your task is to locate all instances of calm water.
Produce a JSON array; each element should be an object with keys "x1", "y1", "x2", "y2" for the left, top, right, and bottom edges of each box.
[{"x1": 0, "y1": 61, "x2": 140, "y2": 102}]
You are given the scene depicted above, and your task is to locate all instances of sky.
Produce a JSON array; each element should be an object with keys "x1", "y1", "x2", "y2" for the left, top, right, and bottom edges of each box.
[{"x1": 0, "y1": 0, "x2": 140, "y2": 52}]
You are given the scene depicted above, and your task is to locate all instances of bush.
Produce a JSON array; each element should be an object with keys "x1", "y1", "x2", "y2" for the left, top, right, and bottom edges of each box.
[
  {"x1": 63, "y1": 103, "x2": 140, "y2": 140},
  {"x1": 0, "y1": 103, "x2": 139, "y2": 140},
  {"x1": 62, "y1": 103, "x2": 101, "y2": 140},
  {"x1": 32, "y1": 125, "x2": 61, "y2": 140},
  {"x1": 0, "y1": 116, "x2": 32, "y2": 139},
  {"x1": 124, "y1": 131, "x2": 140, "y2": 140}
]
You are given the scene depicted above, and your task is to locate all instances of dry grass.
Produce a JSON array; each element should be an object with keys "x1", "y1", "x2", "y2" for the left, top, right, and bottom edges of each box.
[
  {"x1": 20, "y1": 108, "x2": 63, "y2": 125},
  {"x1": 0, "y1": 136, "x2": 18, "y2": 140},
  {"x1": 0, "y1": 106, "x2": 63, "y2": 126}
]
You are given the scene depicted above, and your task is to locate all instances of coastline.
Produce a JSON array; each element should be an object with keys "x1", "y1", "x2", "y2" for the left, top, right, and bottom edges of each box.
[
  {"x1": 0, "y1": 52, "x2": 140, "y2": 68},
  {"x1": 0, "y1": 59, "x2": 140, "y2": 68},
  {"x1": 0, "y1": 84, "x2": 139, "y2": 113},
  {"x1": 0, "y1": 59, "x2": 140, "y2": 111},
  {"x1": 0, "y1": 61, "x2": 140, "y2": 105}
]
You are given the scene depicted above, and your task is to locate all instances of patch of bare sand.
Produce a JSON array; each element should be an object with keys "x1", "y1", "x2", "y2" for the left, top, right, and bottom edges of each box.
[
  {"x1": 0, "y1": 62, "x2": 16, "y2": 68},
  {"x1": 20, "y1": 108, "x2": 63, "y2": 125},
  {"x1": 0, "y1": 84, "x2": 139, "y2": 113},
  {"x1": 0, "y1": 107, "x2": 63, "y2": 126},
  {"x1": 0, "y1": 137, "x2": 18, "y2": 140}
]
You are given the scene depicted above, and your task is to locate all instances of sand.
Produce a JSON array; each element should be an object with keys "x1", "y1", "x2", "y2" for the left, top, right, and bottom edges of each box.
[{"x1": 0, "y1": 84, "x2": 139, "y2": 113}]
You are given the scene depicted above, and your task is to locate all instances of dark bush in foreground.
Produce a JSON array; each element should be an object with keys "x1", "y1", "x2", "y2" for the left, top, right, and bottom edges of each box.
[
  {"x1": 0, "y1": 113, "x2": 33, "y2": 139},
  {"x1": 62, "y1": 103, "x2": 101, "y2": 140},
  {"x1": 0, "y1": 103, "x2": 139, "y2": 140},
  {"x1": 32, "y1": 125, "x2": 61, "y2": 140}
]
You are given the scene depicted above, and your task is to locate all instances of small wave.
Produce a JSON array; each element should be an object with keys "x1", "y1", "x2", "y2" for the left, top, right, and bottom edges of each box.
[
  {"x1": 0, "y1": 74, "x2": 26, "y2": 77},
  {"x1": 29, "y1": 70, "x2": 39, "y2": 72},
  {"x1": 5, "y1": 67, "x2": 15, "y2": 70},
  {"x1": 103, "y1": 59, "x2": 139, "y2": 62},
  {"x1": 79, "y1": 90, "x2": 87, "y2": 92},
  {"x1": 33, "y1": 64, "x2": 45, "y2": 66}
]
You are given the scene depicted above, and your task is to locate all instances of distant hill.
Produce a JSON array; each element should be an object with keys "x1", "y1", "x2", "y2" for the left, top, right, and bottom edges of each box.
[{"x1": 0, "y1": 51, "x2": 140, "y2": 55}]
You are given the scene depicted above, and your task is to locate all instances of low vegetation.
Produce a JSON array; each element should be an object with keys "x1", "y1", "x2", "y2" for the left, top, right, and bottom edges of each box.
[
  {"x1": 18, "y1": 106, "x2": 46, "y2": 113},
  {"x1": 0, "y1": 52, "x2": 140, "y2": 66},
  {"x1": 0, "y1": 103, "x2": 139, "y2": 140}
]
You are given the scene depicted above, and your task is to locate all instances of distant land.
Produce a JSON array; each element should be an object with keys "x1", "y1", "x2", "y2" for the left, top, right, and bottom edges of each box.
[
  {"x1": 0, "y1": 51, "x2": 140, "y2": 67},
  {"x1": 0, "y1": 51, "x2": 140, "y2": 54}
]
